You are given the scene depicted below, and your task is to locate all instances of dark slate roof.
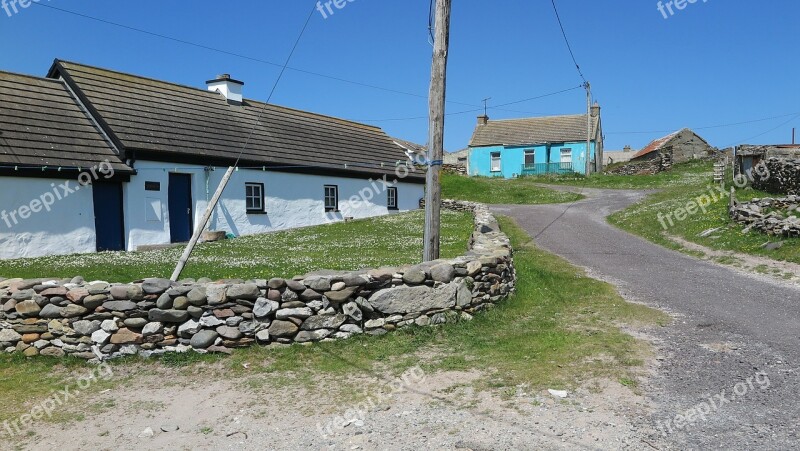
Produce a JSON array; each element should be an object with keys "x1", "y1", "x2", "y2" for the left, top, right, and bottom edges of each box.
[
  {"x1": 0, "y1": 71, "x2": 132, "y2": 172},
  {"x1": 469, "y1": 114, "x2": 600, "y2": 148},
  {"x1": 49, "y1": 61, "x2": 422, "y2": 181}
]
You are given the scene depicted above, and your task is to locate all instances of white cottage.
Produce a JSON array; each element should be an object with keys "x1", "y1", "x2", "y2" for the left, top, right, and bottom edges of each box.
[{"x1": 0, "y1": 60, "x2": 425, "y2": 259}]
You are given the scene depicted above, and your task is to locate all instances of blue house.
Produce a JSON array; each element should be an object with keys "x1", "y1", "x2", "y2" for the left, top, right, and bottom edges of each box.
[{"x1": 467, "y1": 104, "x2": 603, "y2": 177}]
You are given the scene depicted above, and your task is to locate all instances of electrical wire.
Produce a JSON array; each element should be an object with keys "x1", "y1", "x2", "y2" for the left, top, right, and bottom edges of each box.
[
  {"x1": 356, "y1": 85, "x2": 584, "y2": 122},
  {"x1": 719, "y1": 113, "x2": 800, "y2": 149},
  {"x1": 550, "y1": 0, "x2": 587, "y2": 85},
  {"x1": 428, "y1": 0, "x2": 436, "y2": 45},
  {"x1": 232, "y1": 2, "x2": 316, "y2": 168},
  {"x1": 606, "y1": 112, "x2": 800, "y2": 135},
  {"x1": 29, "y1": 2, "x2": 478, "y2": 110}
]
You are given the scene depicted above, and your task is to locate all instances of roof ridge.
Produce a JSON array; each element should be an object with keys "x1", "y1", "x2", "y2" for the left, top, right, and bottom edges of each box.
[
  {"x1": 55, "y1": 60, "x2": 385, "y2": 132},
  {"x1": 486, "y1": 113, "x2": 587, "y2": 123}
]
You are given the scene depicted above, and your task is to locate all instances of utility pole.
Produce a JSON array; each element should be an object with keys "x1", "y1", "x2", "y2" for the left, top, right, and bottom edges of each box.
[
  {"x1": 585, "y1": 81, "x2": 591, "y2": 176},
  {"x1": 423, "y1": 0, "x2": 452, "y2": 262}
]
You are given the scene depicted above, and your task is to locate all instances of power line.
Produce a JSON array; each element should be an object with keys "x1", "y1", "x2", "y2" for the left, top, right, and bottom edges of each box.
[
  {"x1": 550, "y1": 0, "x2": 587, "y2": 85},
  {"x1": 233, "y1": 2, "x2": 317, "y2": 168},
  {"x1": 720, "y1": 113, "x2": 800, "y2": 149},
  {"x1": 29, "y1": 2, "x2": 485, "y2": 110},
  {"x1": 356, "y1": 85, "x2": 584, "y2": 122},
  {"x1": 606, "y1": 112, "x2": 800, "y2": 135}
]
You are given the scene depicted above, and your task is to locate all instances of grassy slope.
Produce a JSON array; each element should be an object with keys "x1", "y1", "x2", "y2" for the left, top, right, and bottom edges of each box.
[
  {"x1": 0, "y1": 210, "x2": 474, "y2": 282},
  {"x1": 525, "y1": 160, "x2": 712, "y2": 190},
  {"x1": 606, "y1": 163, "x2": 800, "y2": 264},
  {"x1": 0, "y1": 216, "x2": 669, "y2": 434},
  {"x1": 441, "y1": 172, "x2": 583, "y2": 204}
]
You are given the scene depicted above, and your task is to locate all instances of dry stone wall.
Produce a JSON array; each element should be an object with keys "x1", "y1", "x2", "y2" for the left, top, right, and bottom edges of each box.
[
  {"x1": 729, "y1": 195, "x2": 800, "y2": 237},
  {"x1": 0, "y1": 202, "x2": 515, "y2": 361},
  {"x1": 752, "y1": 158, "x2": 800, "y2": 195},
  {"x1": 605, "y1": 154, "x2": 673, "y2": 175}
]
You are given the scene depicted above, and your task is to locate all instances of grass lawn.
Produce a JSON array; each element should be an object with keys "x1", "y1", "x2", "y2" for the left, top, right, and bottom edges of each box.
[
  {"x1": 0, "y1": 210, "x2": 474, "y2": 282},
  {"x1": 607, "y1": 162, "x2": 800, "y2": 264},
  {"x1": 441, "y1": 172, "x2": 583, "y2": 204},
  {"x1": 527, "y1": 160, "x2": 712, "y2": 190},
  {"x1": 0, "y1": 216, "x2": 668, "y2": 435}
]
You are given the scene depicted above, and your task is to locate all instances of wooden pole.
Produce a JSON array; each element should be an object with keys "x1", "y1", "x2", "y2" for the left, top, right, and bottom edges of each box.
[
  {"x1": 585, "y1": 82, "x2": 591, "y2": 176},
  {"x1": 170, "y1": 166, "x2": 235, "y2": 281},
  {"x1": 423, "y1": 0, "x2": 452, "y2": 262}
]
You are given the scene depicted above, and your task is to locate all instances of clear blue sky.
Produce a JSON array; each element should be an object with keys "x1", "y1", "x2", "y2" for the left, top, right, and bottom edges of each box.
[{"x1": 2, "y1": 0, "x2": 799, "y2": 152}]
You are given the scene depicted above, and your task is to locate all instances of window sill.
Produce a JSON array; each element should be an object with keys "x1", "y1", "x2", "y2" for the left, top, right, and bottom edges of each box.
[
  {"x1": 388, "y1": 207, "x2": 399, "y2": 211},
  {"x1": 325, "y1": 209, "x2": 340, "y2": 213},
  {"x1": 247, "y1": 210, "x2": 267, "y2": 215}
]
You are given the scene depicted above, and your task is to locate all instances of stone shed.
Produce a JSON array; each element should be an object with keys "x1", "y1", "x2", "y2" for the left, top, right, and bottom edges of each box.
[{"x1": 630, "y1": 128, "x2": 715, "y2": 164}]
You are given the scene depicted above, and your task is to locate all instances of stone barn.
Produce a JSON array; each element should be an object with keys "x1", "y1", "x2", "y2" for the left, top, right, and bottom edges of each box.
[{"x1": 631, "y1": 128, "x2": 715, "y2": 165}]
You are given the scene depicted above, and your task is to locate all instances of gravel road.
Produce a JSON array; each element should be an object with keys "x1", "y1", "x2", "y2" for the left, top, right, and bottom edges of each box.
[{"x1": 494, "y1": 187, "x2": 800, "y2": 450}]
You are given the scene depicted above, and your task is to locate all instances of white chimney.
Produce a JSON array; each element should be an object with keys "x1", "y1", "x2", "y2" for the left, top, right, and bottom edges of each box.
[{"x1": 206, "y1": 74, "x2": 244, "y2": 104}]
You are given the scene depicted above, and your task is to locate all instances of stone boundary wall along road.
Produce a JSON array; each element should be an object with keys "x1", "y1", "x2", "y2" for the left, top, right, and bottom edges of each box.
[{"x1": 0, "y1": 202, "x2": 515, "y2": 361}]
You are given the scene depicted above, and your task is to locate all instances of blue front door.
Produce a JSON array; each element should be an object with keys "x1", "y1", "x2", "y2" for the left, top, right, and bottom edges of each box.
[
  {"x1": 168, "y1": 173, "x2": 193, "y2": 243},
  {"x1": 92, "y1": 183, "x2": 125, "y2": 252}
]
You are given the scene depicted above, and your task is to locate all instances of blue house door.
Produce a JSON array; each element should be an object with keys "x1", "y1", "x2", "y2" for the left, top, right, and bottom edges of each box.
[
  {"x1": 168, "y1": 173, "x2": 193, "y2": 243},
  {"x1": 92, "y1": 183, "x2": 125, "y2": 252}
]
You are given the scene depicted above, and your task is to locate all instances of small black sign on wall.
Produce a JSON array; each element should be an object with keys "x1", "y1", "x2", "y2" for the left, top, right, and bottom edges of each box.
[{"x1": 145, "y1": 181, "x2": 161, "y2": 191}]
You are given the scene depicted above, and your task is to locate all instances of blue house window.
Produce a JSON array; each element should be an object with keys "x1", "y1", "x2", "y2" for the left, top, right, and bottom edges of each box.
[
  {"x1": 560, "y1": 148, "x2": 573, "y2": 163},
  {"x1": 524, "y1": 150, "x2": 535, "y2": 167},
  {"x1": 490, "y1": 152, "x2": 501, "y2": 172}
]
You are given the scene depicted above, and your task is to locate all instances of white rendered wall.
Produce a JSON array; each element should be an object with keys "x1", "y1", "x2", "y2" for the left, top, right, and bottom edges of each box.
[
  {"x1": 124, "y1": 161, "x2": 425, "y2": 251},
  {"x1": 0, "y1": 176, "x2": 96, "y2": 259}
]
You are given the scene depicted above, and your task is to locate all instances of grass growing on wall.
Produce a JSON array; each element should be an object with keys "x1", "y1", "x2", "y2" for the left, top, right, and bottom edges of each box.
[
  {"x1": 0, "y1": 210, "x2": 474, "y2": 282},
  {"x1": 441, "y1": 172, "x2": 583, "y2": 204}
]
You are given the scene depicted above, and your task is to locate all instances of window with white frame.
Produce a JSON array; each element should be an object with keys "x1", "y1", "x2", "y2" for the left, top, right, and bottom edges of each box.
[
  {"x1": 245, "y1": 183, "x2": 265, "y2": 213},
  {"x1": 324, "y1": 185, "x2": 339, "y2": 212},
  {"x1": 560, "y1": 148, "x2": 573, "y2": 164},
  {"x1": 490, "y1": 152, "x2": 501, "y2": 172},
  {"x1": 524, "y1": 150, "x2": 535, "y2": 166},
  {"x1": 387, "y1": 187, "x2": 398, "y2": 210}
]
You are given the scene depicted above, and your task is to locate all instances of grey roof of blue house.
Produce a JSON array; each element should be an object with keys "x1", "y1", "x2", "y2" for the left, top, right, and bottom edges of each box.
[{"x1": 469, "y1": 114, "x2": 600, "y2": 148}]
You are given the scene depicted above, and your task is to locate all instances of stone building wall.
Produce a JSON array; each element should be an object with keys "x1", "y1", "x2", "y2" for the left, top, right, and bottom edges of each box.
[{"x1": 752, "y1": 158, "x2": 800, "y2": 195}]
